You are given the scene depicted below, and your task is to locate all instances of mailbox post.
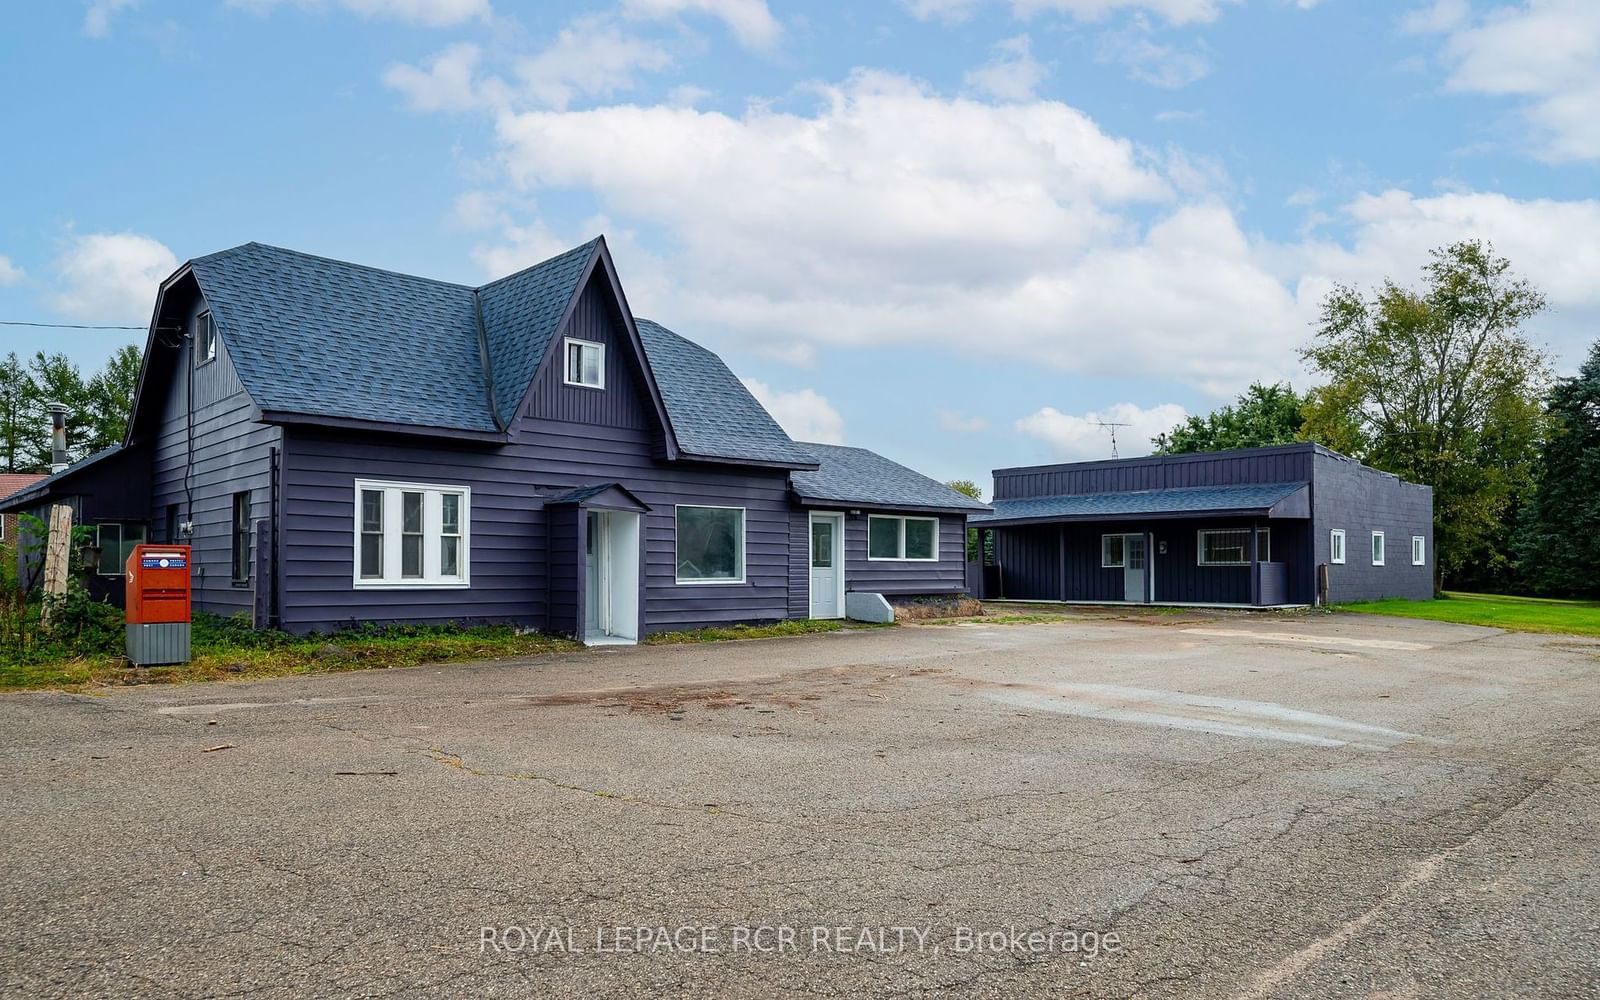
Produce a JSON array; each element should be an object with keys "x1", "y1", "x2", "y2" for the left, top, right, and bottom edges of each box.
[{"x1": 125, "y1": 544, "x2": 192, "y2": 666}]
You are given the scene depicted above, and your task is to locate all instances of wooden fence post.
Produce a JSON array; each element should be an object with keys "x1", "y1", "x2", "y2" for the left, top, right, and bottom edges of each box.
[{"x1": 41, "y1": 503, "x2": 73, "y2": 626}]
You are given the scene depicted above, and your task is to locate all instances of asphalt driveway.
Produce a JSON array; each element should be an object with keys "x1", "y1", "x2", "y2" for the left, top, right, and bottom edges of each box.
[{"x1": 3, "y1": 612, "x2": 1598, "y2": 999}]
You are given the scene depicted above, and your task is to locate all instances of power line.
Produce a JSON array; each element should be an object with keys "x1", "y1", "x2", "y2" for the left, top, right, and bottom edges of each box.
[{"x1": 0, "y1": 320, "x2": 146, "y2": 330}]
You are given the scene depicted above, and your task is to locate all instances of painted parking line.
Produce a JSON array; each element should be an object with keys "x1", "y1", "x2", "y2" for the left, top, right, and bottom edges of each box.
[
  {"x1": 1181, "y1": 628, "x2": 1432, "y2": 651},
  {"x1": 988, "y1": 683, "x2": 1431, "y2": 749}
]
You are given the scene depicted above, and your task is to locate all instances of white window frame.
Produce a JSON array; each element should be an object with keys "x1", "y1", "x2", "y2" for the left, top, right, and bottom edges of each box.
[
  {"x1": 1371, "y1": 530, "x2": 1385, "y2": 566},
  {"x1": 1197, "y1": 528, "x2": 1253, "y2": 567},
  {"x1": 563, "y1": 337, "x2": 606, "y2": 390},
  {"x1": 351, "y1": 479, "x2": 471, "y2": 589},
  {"x1": 1411, "y1": 535, "x2": 1425, "y2": 566},
  {"x1": 1330, "y1": 529, "x2": 1346, "y2": 564},
  {"x1": 674, "y1": 504, "x2": 746, "y2": 585},
  {"x1": 195, "y1": 311, "x2": 217, "y2": 366},
  {"x1": 1100, "y1": 533, "x2": 1125, "y2": 568},
  {"x1": 866, "y1": 514, "x2": 940, "y2": 562}
]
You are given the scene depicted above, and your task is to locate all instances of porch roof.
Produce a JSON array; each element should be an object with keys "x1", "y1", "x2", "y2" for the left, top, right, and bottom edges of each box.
[{"x1": 970, "y1": 481, "x2": 1309, "y2": 527}]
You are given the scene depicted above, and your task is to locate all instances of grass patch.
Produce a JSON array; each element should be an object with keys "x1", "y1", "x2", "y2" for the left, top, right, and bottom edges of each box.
[
  {"x1": 1336, "y1": 591, "x2": 1600, "y2": 638},
  {"x1": 0, "y1": 615, "x2": 582, "y2": 693},
  {"x1": 644, "y1": 619, "x2": 878, "y2": 644}
]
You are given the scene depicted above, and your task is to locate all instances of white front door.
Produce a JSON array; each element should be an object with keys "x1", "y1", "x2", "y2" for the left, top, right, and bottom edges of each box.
[
  {"x1": 809, "y1": 512, "x2": 843, "y2": 619},
  {"x1": 585, "y1": 511, "x2": 607, "y2": 635},
  {"x1": 1123, "y1": 534, "x2": 1147, "y2": 603},
  {"x1": 585, "y1": 509, "x2": 640, "y2": 643}
]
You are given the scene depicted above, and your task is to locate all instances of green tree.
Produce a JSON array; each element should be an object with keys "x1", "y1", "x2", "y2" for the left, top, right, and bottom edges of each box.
[
  {"x1": 81, "y1": 344, "x2": 142, "y2": 453},
  {"x1": 22, "y1": 353, "x2": 88, "y2": 471},
  {"x1": 0, "y1": 353, "x2": 31, "y2": 473},
  {"x1": 1152, "y1": 382, "x2": 1306, "y2": 454},
  {"x1": 947, "y1": 479, "x2": 985, "y2": 561},
  {"x1": 1515, "y1": 341, "x2": 1600, "y2": 596},
  {"x1": 1300, "y1": 240, "x2": 1552, "y2": 590}
]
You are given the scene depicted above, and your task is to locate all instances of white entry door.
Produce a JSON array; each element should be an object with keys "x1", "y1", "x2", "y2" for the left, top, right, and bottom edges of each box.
[
  {"x1": 585, "y1": 509, "x2": 640, "y2": 643},
  {"x1": 1123, "y1": 534, "x2": 1147, "y2": 603},
  {"x1": 809, "y1": 512, "x2": 844, "y2": 619}
]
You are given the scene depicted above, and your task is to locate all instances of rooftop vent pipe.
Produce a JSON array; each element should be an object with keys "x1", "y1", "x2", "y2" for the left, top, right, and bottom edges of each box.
[{"x1": 47, "y1": 402, "x2": 69, "y2": 474}]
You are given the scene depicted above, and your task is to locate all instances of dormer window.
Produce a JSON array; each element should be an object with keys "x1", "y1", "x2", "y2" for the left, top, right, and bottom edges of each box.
[
  {"x1": 564, "y1": 337, "x2": 605, "y2": 389},
  {"x1": 195, "y1": 311, "x2": 217, "y2": 365}
]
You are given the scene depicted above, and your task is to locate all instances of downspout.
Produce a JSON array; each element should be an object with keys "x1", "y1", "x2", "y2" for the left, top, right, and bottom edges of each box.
[{"x1": 473, "y1": 290, "x2": 508, "y2": 433}]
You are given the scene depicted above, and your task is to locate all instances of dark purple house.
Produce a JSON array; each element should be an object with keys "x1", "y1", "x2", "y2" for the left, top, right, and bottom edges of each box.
[
  {"x1": 969, "y1": 444, "x2": 1433, "y2": 607},
  {"x1": 3, "y1": 238, "x2": 988, "y2": 640}
]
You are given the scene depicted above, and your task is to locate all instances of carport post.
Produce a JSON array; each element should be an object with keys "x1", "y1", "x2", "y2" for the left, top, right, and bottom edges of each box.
[{"x1": 1249, "y1": 524, "x2": 1260, "y2": 606}]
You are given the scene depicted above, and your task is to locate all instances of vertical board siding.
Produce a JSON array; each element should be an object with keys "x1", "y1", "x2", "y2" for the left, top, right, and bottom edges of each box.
[
  {"x1": 1311, "y1": 451, "x2": 1433, "y2": 602},
  {"x1": 526, "y1": 278, "x2": 654, "y2": 433},
  {"x1": 994, "y1": 445, "x2": 1314, "y2": 500},
  {"x1": 546, "y1": 504, "x2": 580, "y2": 635},
  {"x1": 993, "y1": 524, "x2": 1060, "y2": 599},
  {"x1": 149, "y1": 294, "x2": 282, "y2": 618}
]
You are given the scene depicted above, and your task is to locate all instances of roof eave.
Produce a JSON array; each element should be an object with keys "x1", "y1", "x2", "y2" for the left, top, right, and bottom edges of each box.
[
  {"x1": 793, "y1": 493, "x2": 989, "y2": 515},
  {"x1": 678, "y1": 450, "x2": 820, "y2": 471},
  {"x1": 971, "y1": 505, "x2": 1296, "y2": 527},
  {"x1": 259, "y1": 410, "x2": 510, "y2": 444}
]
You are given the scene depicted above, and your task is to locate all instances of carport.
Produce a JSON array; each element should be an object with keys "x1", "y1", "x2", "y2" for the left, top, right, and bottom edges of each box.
[{"x1": 968, "y1": 482, "x2": 1312, "y2": 607}]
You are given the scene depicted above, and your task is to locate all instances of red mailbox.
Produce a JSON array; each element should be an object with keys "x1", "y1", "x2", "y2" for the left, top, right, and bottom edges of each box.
[{"x1": 126, "y1": 544, "x2": 192, "y2": 623}]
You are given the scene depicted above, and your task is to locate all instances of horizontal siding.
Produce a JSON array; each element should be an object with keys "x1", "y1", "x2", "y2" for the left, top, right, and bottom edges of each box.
[
  {"x1": 841, "y1": 513, "x2": 969, "y2": 595},
  {"x1": 280, "y1": 419, "x2": 796, "y2": 634},
  {"x1": 150, "y1": 293, "x2": 280, "y2": 619}
]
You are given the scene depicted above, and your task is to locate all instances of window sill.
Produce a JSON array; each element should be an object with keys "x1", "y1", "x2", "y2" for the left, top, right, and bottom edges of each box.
[
  {"x1": 866, "y1": 557, "x2": 940, "y2": 563},
  {"x1": 675, "y1": 578, "x2": 747, "y2": 586},
  {"x1": 562, "y1": 379, "x2": 605, "y2": 390},
  {"x1": 353, "y1": 580, "x2": 472, "y2": 590}
]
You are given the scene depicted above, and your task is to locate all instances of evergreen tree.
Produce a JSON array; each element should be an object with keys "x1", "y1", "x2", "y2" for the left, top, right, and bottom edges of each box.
[{"x1": 1516, "y1": 341, "x2": 1600, "y2": 596}]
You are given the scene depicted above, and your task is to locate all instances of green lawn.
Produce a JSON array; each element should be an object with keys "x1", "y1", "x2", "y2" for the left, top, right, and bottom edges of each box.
[{"x1": 1337, "y1": 591, "x2": 1600, "y2": 638}]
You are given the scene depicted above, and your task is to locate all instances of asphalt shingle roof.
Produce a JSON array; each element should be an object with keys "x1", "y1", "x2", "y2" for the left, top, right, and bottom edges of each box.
[
  {"x1": 191, "y1": 243, "x2": 496, "y2": 432},
  {"x1": 184, "y1": 241, "x2": 814, "y2": 468},
  {"x1": 635, "y1": 319, "x2": 818, "y2": 467},
  {"x1": 478, "y1": 240, "x2": 599, "y2": 428},
  {"x1": 791, "y1": 443, "x2": 991, "y2": 512},
  {"x1": 971, "y1": 482, "x2": 1308, "y2": 525}
]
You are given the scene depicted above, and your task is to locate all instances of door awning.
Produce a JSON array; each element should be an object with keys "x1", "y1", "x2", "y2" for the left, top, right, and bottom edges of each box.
[
  {"x1": 544, "y1": 482, "x2": 650, "y2": 513},
  {"x1": 970, "y1": 481, "x2": 1309, "y2": 528}
]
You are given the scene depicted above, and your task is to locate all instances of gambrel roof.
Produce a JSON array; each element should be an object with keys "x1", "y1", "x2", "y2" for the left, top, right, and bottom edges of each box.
[{"x1": 161, "y1": 238, "x2": 815, "y2": 469}]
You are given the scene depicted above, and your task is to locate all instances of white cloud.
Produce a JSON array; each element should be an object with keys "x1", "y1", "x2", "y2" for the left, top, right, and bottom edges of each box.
[
  {"x1": 83, "y1": 0, "x2": 137, "y2": 37},
  {"x1": 620, "y1": 0, "x2": 781, "y2": 48},
  {"x1": 52, "y1": 233, "x2": 177, "y2": 323},
  {"x1": 1016, "y1": 402, "x2": 1189, "y2": 461},
  {"x1": 229, "y1": 0, "x2": 489, "y2": 27},
  {"x1": 964, "y1": 35, "x2": 1048, "y2": 101},
  {"x1": 516, "y1": 17, "x2": 672, "y2": 109},
  {"x1": 1420, "y1": 0, "x2": 1600, "y2": 162},
  {"x1": 0, "y1": 255, "x2": 23, "y2": 286},
  {"x1": 1399, "y1": 0, "x2": 1469, "y2": 35},
  {"x1": 742, "y1": 379, "x2": 845, "y2": 443},
  {"x1": 1096, "y1": 26, "x2": 1212, "y2": 88},
  {"x1": 901, "y1": 0, "x2": 984, "y2": 23},
  {"x1": 440, "y1": 67, "x2": 1600, "y2": 395},
  {"x1": 1013, "y1": 0, "x2": 1235, "y2": 26},
  {"x1": 384, "y1": 42, "x2": 486, "y2": 112},
  {"x1": 937, "y1": 410, "x2": 991, "y2": 432}
]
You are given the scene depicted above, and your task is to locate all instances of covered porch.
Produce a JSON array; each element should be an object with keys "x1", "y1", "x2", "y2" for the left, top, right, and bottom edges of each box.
[{"x1": 967, "y1": 482, "x2": 1312, "y2": 608}]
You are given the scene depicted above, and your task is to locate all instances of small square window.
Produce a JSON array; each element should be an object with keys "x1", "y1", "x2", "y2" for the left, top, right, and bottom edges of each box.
[
  {"x1": 1101, "y1": 534, "x2": 1125, "y2": 568},
  {"x1": 564, "y1": 338, "x2": 605, "y2": 389},
  {"x1": 195, "y1": 312, "x2": 217, "y2": 365}
]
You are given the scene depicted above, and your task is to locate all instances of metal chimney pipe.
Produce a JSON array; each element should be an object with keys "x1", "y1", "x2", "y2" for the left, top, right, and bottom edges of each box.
[{"x1": 47, "y1": 402, "x2": 69, "y2": 474}]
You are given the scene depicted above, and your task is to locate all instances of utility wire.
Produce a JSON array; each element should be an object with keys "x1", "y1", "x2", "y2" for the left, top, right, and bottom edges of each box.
[{"x1": 0, "y1": 320, "x2": 147, "y2": 330}]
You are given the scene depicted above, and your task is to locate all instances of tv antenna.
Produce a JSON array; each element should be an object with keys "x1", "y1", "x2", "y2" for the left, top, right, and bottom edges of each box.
[{"x1": 1096, "y1": 420, "x2": 1131, "y2": 458}]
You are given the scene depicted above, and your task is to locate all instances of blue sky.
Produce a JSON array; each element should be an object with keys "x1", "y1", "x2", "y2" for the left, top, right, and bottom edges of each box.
[{"x1": 2, "y1": 0, "x2": 1597, "y2": 489}]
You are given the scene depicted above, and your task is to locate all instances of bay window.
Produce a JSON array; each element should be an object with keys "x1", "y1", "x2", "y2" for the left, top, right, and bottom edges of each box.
[{"x1": 353, "y1": 480, "x2": 470, "y2": 587}]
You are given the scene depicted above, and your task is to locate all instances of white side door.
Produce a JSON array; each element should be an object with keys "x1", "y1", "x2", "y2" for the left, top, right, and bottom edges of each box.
[
  {"x1": 809, "y1": 513, "x2": 843, "y2": 619},
  {"x1": 1123, "y1": 533, "x2": 1147, "y2": 603}
]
